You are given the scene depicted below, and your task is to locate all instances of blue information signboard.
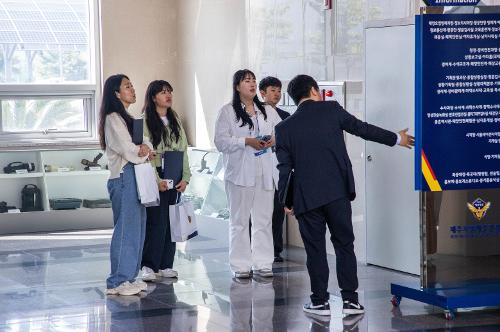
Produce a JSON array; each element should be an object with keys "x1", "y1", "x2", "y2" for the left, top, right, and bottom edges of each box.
[{"x1": 415, "y1": 13, "x2": 500, "y2": 191}]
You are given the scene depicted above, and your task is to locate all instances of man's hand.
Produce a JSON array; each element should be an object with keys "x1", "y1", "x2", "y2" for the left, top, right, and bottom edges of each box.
[
  {"x1": 245, "y1": 137, "x2": 265, "y2": 150},
  {"x1": 284, "y1": 207, "x2": 294, "y2": 216},
  {"x1": 398, "y1": 128, "x2": 415, "y2": 149},
  {"x1": 175, "y1": 180, "x2": 188, "y2": 193},
  {"x1": 158, "y1": 180, "x2": 168, "y2": 192},
  {"x1": 138, "y1": 144, "x2": 151, "y2": 157}
]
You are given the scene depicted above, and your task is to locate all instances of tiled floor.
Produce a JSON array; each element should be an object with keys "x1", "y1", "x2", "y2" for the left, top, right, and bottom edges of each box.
[{"x1": 1, "y1": 230, "x2": 500, "y2": 331}]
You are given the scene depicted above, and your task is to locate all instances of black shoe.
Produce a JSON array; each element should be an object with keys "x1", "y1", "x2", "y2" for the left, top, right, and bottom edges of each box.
[
  {"x1": 342, "y1": 300, "x2": 364, "y2": 315},
  {"x1": 303, "y1": 302, "x2": 331, "y2": 316},
  {"x1": 304, "y1": 312, "x2": 331, "y2": 328},
  {"x1": 273, "y1": 255, "x2": 284, "y2": 263}
]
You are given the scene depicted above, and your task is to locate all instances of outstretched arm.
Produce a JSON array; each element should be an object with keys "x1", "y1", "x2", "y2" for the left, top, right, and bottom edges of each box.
[{"x1": 337, "y1": 102, "x2": 414, "y2": 148}]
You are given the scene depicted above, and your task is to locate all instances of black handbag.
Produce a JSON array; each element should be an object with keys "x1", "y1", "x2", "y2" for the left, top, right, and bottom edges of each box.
[{"x1": 21, "y1": 184, "x2": 43, "y2": 212}]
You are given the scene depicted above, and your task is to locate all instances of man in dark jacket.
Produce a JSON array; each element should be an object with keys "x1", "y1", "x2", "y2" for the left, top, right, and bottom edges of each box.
[
  {"x1": 259, "y1": 76, "x2": 290, "y2": 263},
  {"x1": 275, "y1": 75, "x2": 414, "y2": 317}
]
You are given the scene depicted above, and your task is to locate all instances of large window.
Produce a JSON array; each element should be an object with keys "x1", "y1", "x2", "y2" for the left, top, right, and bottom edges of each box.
[{"x1": 0, "y1": 0, "x2": 99, "y2": 143}]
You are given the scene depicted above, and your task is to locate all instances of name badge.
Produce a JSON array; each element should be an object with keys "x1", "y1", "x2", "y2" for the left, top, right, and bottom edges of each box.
[{"x1": 254, "y1": 149, "x2": 268, "y2": 157}]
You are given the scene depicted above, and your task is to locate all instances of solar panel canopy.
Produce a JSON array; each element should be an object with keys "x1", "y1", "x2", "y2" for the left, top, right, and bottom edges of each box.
[{"x1": 0, "y1": 0, "x2": 89, "y2": 50}]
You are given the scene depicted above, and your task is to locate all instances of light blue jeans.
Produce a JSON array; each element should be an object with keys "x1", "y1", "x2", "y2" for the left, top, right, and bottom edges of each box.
[{"x1": 106, "y1": 163, "x2": 147, "y2": 289}]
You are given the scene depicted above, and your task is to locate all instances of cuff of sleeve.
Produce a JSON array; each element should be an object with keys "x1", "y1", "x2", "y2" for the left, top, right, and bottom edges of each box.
[
  {"x1": 395, "y1": 133, "x2": 401, "y2": 146},
  {"x1": 238, "y1": 137, "x2": 246, "y2": 149}
]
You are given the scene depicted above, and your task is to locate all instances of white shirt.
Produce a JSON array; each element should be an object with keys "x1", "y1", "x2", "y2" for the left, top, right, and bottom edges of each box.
[
  {"x1": 214, "y1": 103, "x2": 282, "y2": 190},
  {"x1": 160, "y1": 116, "x2": 169, "y2": 126}
]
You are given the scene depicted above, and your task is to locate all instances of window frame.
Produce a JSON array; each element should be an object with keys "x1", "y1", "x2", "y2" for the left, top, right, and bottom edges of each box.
[{"x1": 0, "y1": 0, "x2": 101, "y2": 146}]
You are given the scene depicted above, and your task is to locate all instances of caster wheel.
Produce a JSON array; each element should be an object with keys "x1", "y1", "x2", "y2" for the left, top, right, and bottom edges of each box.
[
  {"x1": 391, "y1": 295, "x2": 402, "y2": 307},
  {"x1": 444, "y1": 310, "x2": 455, "y2": 320}
]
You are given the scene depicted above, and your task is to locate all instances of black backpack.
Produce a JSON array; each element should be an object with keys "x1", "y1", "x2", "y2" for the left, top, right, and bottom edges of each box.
[{"x1": 21, "y1": 184, "x2": 43, "y2": 212}]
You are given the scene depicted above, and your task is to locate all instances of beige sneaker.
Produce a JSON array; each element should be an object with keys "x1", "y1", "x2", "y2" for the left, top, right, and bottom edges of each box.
[
  {"x1": 105, "y1": 281, "x2": 141, "y2": 296},
  {"x1": 132, "y1": 279, "x2": 148, "y2": 291},
  {"x1": 141, "y1": 266, "x2": 157, "y2": 281},
  {"x1": 159, "y1": 268, "x2": 178, "y2": 278}
]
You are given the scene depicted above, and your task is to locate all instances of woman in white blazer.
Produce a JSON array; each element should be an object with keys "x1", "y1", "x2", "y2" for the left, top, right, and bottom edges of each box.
[{"x1": 214, "y1": 69, "x2": 282, "y2": 278}]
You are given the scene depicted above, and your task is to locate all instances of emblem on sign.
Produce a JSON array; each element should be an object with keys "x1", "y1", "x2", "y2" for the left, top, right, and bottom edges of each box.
[{"x1": 467, "y1": 198, "x2": 491, "y2": 221}]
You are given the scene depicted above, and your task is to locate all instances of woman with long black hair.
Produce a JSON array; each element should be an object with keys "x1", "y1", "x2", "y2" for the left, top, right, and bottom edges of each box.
[
  {"x1": 140, "y1": 80, "x2": 191, "y2": 281},
  {"x1": 99, "y1": 74, "x2": 162, "y2": 296},
  {"x1": 214, "y1": 69, "x2": 282, "y2": 278}
]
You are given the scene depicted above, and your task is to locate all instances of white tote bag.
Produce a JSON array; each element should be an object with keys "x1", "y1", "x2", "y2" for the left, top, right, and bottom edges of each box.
[
  {"x1": 169, "y1": 194, "x2": 198, "y2": 242},
  {"x1": 134, "y1": 162, "x2": 160, "y2": 207}
]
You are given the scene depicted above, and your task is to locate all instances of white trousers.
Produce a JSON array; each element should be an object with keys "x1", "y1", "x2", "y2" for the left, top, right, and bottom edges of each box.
[
  {"x1": 225, "y1": 176, "x2": 274, "y2": 272},
  {"x1": 230, "y1": 280, "x2": 275, "y2": 332}
]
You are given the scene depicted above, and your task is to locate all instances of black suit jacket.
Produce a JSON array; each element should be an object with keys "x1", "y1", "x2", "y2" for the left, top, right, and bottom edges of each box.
[{"x1": 275, "y1": 100, "x2": 397, "y2": 216}]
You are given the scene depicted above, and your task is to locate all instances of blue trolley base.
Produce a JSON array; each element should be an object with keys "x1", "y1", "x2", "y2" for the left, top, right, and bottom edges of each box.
[{"x1": 391, "y1": 282, "x2": 500, "y2": 320}]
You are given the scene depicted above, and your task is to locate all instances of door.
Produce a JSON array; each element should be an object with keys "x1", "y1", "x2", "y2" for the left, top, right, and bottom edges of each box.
[{"x1": 365, "y1": 21, "x2": 420, "y2": 274}]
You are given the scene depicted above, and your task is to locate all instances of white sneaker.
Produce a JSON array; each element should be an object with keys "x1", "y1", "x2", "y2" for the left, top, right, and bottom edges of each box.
[
  {"x1": 253, "y1": 268, "x2": 273, "y2": 277},
  {"x1": 105, "y1": 281, "x2": 141, "y2": 296},
  {"x1": 132, "y1": 279, "x2": 148, "y2": 291},
  {"x1": 159, "y1": 268, "x2": 178, "y2": 278},
  {"x1": 141, "y1": 266, "x2": 157, "y2": 281}
]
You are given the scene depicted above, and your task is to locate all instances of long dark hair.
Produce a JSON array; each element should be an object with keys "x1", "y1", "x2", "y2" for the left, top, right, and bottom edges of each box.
[
  {"x1": 143, "y1": 80, "x2": 181, "y2": 148},
  {"x1": 232, "y1": 69, "x2": 266, "y2": 129},
  {"x1": 99, "y1": 74, "x2": 134, "y2": 150}
]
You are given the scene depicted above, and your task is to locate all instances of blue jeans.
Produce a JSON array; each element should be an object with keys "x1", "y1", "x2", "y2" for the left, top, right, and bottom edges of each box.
[{"x1": 106, "y1": 163, "x2": 147, "y2": 289}]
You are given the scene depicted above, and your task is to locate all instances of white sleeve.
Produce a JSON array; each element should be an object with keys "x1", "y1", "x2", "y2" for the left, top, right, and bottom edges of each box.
[
  {"x1": 267, "y1": 106, "x2": 282, "y2": 133},
  {"x1": 214, "y1": 106, "x2": 246, "y2": 153},
  {"x1": 105, "y1": 114, "x2": 148, "y2": 164},
  {"x1": 143, "y1": 135, "x2": 154, "y2": 150},
  {"x1": 395, "y1": 133, "x2": 401, "y2": 146}
]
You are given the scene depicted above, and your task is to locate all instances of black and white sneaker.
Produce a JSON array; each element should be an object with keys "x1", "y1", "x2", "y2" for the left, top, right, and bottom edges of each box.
[
  {"x1": 342, "y1": 300, "x2": 364, "y2": 315},
  {"x1": 342, "y1": 313, "x2": 364, "y2": 331},
  {"x1": 303, "y1": 302, "x2": 331, "y2": 316}
]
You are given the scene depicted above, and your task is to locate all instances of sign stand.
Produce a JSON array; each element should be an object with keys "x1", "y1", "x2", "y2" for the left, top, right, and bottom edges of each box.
[{"x1": 392, "y1": 4, "x2": 500, "y2": 320}]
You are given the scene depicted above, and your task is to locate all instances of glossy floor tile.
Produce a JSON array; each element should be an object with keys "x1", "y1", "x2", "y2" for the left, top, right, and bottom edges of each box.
[{"x1": 1, "y1": 229, "x2": 500, "y2": 331}]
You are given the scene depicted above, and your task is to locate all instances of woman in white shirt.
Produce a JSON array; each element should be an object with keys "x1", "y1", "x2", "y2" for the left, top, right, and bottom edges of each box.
[
  {"x1": 98, "y1": 74, "x2": 164, "y2": 296},
  {"x1": 214, "y1": 69, "x2": 282, "y2": 278}
]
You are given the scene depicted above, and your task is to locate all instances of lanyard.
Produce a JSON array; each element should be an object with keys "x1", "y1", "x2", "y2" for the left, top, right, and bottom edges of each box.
[
  {"x1": 243, "y1": 103, "x2": 260, "y2": 137},
  {"x1": 250, "y1": 114, "x2": 261, "y2": 137}
]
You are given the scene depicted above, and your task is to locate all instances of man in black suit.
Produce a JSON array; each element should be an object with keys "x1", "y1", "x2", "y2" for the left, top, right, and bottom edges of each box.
[
  {"x1": 259, "y1": 76, "x2": 290, "y2": 263},
  {"x1": 275, "y1": 75, "x2": 414, "y2": 317}
]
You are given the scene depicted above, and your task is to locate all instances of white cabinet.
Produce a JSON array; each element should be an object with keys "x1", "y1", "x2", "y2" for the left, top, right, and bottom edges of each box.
[{"x1": 0, "y1": 146, "x2": 113, "y2": 235}]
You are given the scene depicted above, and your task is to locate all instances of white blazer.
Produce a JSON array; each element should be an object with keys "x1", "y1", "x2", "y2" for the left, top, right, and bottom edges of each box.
[{"x1": 214, "y1": 103, "x2": 282, "y2": 190}]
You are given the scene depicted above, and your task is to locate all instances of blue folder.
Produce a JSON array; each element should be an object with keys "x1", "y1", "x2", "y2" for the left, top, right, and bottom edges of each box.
[
  {"x1": 163, "y1": 151, "x2": 184, "y2": 185},
  {"x1": 132, "y1": 119, "x2": 143, "y2": 145}
]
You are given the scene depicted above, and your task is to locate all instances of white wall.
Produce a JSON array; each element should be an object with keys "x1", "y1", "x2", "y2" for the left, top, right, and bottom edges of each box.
[
  {"x1": 101, "y1": 0, "x2": 178, "y2": 118},
  {"x1": 176, "y1": 0, "x2": 249, "y2": 147}
]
